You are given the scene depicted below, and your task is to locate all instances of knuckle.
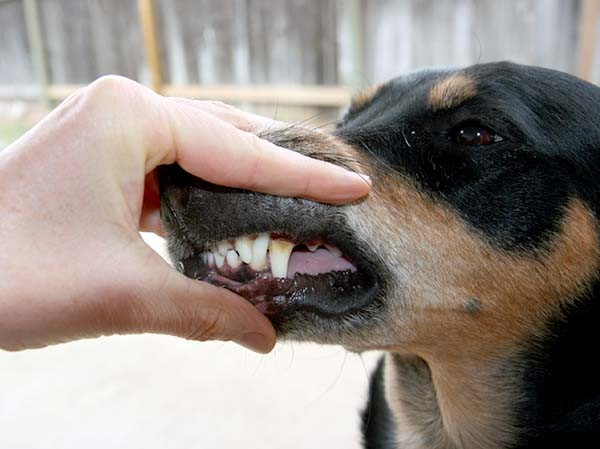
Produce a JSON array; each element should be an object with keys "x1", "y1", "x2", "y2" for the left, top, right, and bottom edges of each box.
[
  {"x1": 81, "y1": 75, "x2": 143, "y2": 114},
  {"x1": 235, "y1": 134, "x2": 264, "y2": 189},
  {"x1": 185, "y1": 307, "x2": 228, "y2": 342},
  {"x1": 88, "y1": 74, "x2": 138, "y2": 96}
]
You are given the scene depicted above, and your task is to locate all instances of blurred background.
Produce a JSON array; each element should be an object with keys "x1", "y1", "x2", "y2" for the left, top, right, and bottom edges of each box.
[{"x1": 0, "y1": 0, "x2": 599, "y2": 448}]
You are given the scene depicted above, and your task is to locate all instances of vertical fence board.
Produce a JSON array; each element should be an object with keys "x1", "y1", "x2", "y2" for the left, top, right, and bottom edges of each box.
[
  {"x1": 0, "y1": 0, "x2": 599, "y2": 91},
  {"x1": 138, "y1": 0, "x2": 164, "y2": 91},
  {"x1": 0, "y1": 1, "x2": 35, "y2": 85},
  {"x1": 38, "y1": 0, "x2": 143, "y2": 84}
]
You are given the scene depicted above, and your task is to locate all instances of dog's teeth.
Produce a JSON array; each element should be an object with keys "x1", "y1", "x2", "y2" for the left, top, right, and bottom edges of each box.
[
  {"x1": 307, "y1": 243, "x2": 319, "y2": 252},
  {"x1": 217, "y1": 240, "x2": 233, "y2": 256},
  {"x1": 214, "y1": 252, "x2": 225, "y2": 268},
  {"x1": 226, "y1": 249, "x2": 241, "y2": 268},
  {"x1": 325, "y1": 244, "x2": 342, "y2": 257},
  {"x1": 234, "y1": 236, "x2": 253, "y2": 264},
  {"x1": 207, "y1": 252, "x2": 215, "y2": 267},
  {"x1": 250, "y1": 233, "x2": 269, "y2": 271},
  {"x1": 269, "y1": 239, "x2": 295, "y2": 278}
]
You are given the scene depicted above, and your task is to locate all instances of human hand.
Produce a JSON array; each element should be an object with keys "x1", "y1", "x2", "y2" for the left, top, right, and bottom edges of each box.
[{"x1": 0, "y1": 76, "x2": 370, "y2": 353}]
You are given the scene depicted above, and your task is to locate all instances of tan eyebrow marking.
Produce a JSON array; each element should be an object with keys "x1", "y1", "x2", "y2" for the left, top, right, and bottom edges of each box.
[
  {"x1": 428, "y1": 74, "x2": 477, "y2": 111},
  {"x1": 351, "y1": 83, "x2": 383, "y2": 110}
]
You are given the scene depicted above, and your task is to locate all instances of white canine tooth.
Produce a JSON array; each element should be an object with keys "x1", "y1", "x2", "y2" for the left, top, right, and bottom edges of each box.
[
  {"x1": 234, "y1": 236, "x2": 253, "y2": 264},
  {"x1": 214, "y1": 252, "x2": 225, "y2": 268},
  {"x1": 207, "y1": 252, "x2": 215, "y2": 266},
  {"x1": 269, "y1": 239, "x2": 295, "y2": 279},
  {"x1": 217, "y1": 240, "x2": 233, "y2": 256},
  {"x1": 226, "y1": 249, "x2": 242, "y2": 268},
  {"x1": 325, "y1": 244, "x2": 342, "y2": 257},
  {"x1": 307, "y1": 243, "x2": 319, "y2": 252},
  {"x1": 250, "y1": 233, "x2": 270, "y2": 271}
]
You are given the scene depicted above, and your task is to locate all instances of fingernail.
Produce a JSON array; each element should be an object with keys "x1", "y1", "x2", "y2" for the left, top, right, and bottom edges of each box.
[
  {"x1": 347, "y1": 170, "x2": 371, "y2": 185},
  {"x1": 235, "y1": 332, "x2": 275, "y2": 354}
]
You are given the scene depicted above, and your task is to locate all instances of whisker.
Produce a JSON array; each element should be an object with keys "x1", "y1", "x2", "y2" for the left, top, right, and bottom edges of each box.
[{"x1": 304, "y1": 350, "x2": 350, "y2": 408}]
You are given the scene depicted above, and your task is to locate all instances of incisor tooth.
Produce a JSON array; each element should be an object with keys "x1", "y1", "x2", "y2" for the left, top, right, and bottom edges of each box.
[
  {"x1": 214, "y1": 252, "x2": 225, "y2": 268},
  {"x1": 217, "y1": 241, "x2": 233, "y2": 256},
  {"x1": 250, "y1": 233, "x2": 269, "y2": 271},
  {"x1": 269, "y1": 239, "x2": 295, "y2": 278},
  {"x1": 235, "y1": 236, "x2": 253, "y2": 264},
  {"x1": 226, "y1": 250, "x2": 241, "y2": 268},
  {"x1": 325, "y1": 244, "x2": 342, "y2": 257}
]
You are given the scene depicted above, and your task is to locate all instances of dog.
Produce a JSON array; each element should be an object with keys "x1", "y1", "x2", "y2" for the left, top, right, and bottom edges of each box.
[{"x1": 158, "y1": 62, "x2": 600, "y2": 449}]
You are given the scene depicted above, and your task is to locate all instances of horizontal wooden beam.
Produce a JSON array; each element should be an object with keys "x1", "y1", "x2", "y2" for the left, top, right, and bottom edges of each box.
[
  {"x1": 161, "y1": 84, "x2": 352, "y2": 106},
  {"x1": 46, "y1": 84, "x2": 81, "y2": 99},
  {"x1": 0, "y1": 84, "x2": 41, "y2": 99},
  {"x1": 13, "y1": 84, "x2": 351, "y2": 107}
]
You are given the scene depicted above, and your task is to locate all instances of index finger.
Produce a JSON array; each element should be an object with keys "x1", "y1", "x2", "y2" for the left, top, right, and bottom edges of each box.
[{"x1": 157, "y1": 99, "x2": 371, "y2": 204}]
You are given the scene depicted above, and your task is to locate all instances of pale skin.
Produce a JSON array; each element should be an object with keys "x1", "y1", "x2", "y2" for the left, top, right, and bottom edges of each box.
[{"x1": 0, "y1": 76, "x2": 370, "y2": 354}]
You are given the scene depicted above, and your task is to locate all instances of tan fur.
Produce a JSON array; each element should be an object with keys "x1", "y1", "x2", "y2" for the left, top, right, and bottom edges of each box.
[
  {"x1": 348, "y1": 170, "x2": 600, "y2": 449},
  {"x1": 351, "y1": 83, "x2": 383, "y2": 110},
  {"x1": 428, "y1": 75, "x2": 477, "y2": 111}
]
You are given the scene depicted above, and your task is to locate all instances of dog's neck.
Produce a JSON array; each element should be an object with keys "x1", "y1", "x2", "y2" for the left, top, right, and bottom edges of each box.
[
  {"x1": 384, "y1": 352, "x2": 519, "y2": 449},
  {"x1": 383, "y1": 289, "x2": 600, "y2": 449}
]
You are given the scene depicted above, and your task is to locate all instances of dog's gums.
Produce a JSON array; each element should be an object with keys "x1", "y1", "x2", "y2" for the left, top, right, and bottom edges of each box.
[{"x1": 177, "y1": 233, "x2": 377, "y2": 317}]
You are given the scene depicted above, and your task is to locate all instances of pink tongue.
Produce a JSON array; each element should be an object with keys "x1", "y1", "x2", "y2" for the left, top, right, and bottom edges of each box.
[{"x1": 287, "y1": 248, "x2": 357, "y2": 278}]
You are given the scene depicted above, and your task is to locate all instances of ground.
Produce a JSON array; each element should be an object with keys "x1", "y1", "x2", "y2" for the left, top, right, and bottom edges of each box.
[{"x1": 0, "y1": 122, "x2": 29, "y2": 151}]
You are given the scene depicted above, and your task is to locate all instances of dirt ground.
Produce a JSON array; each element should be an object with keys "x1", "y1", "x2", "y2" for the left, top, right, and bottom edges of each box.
[{"x1": 0, "y1": 234, "x2": 380, "y2": 449}]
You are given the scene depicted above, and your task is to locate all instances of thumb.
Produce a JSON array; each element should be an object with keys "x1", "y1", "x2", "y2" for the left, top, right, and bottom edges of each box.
[{"x1": 115, "y1": 249, "x2": 276, "y2": 353}]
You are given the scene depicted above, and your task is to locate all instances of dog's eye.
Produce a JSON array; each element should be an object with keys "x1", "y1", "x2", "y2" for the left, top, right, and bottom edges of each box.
[{"x1": 451, "y1": 124, "x2": 503, "y2": 146}]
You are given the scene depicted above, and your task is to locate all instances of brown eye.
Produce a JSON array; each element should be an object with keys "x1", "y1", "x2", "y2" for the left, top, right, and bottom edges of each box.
[{"x1": 452, "y1": 125, "x2": 503, "y2": 146}]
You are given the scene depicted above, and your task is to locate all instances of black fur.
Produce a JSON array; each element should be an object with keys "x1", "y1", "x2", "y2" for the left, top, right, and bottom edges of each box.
[
  {"x1": 362, "y1": 357, "x2": 397, "y2": 449},
  {"x1": 514, "y1": 283, "x2": 600, "y2": 448}
]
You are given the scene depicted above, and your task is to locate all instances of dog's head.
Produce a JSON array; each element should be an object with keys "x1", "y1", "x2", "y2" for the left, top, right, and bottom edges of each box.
[{"x1": 159, "y1": 62, "x2": 600, "y2": 360}]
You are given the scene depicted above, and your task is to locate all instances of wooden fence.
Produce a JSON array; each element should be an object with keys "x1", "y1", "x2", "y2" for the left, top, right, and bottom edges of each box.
[{"x1": 0, "y1": 0, "x2": 599, "y2": 109}]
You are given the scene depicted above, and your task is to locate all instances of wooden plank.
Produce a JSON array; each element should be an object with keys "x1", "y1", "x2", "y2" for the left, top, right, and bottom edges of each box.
[
  {"x1": 46, "y1": 84, "x2": 84, "y2": 99},
  {"x1": 0, "y1": 84, "x2": 40, "y2": 99},
  {"x1": 44, "y1": 83, "x2": 351, "y2": 106},
  {"x1": 348, "y1": 0, "x2": 365, "y2": 90},
  {"x1": 138, "y1": 0, "x2": 164, "y2": 92},
  {"x1": 22, "y1": 0, "x2": 49, "y2": 107},
  {"x1": 161, "y1": 84, "x2": 351, "y2": 106},
  {"x1": 0, "y1": 0, "x2": 36, "y2": 84},
  {"x1": 578, "y1": 0, "x2": 600, "y2": 80}
]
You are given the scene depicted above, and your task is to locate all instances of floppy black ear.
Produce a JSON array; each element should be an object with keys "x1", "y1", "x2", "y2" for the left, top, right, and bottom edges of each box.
[{"x1": 361, "y1": 357, "x2": 396, "y2": 449}]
